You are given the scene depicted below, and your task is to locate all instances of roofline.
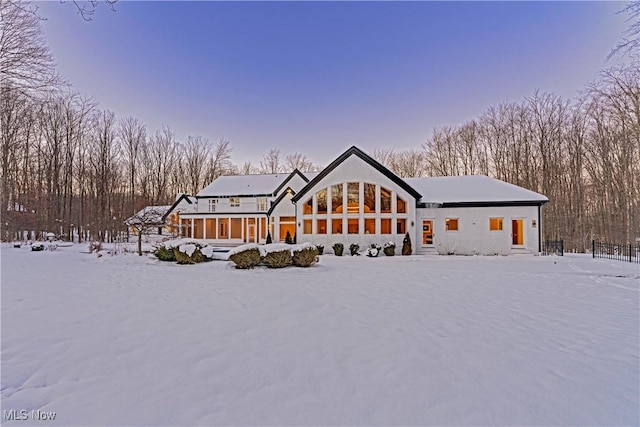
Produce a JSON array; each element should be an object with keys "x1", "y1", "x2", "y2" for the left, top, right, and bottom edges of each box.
[
  {"x1": 273, "y1": 169, "x2": 309, "y2": 196},
  {"x1": 197, "y1": 194, "x2": 274, "y2": 199},
  {"x1": 422, "y1": 200, "x2": 549, "y2": 208},
  {"x1": 162, "y1": 194, "x2": 194, "y2": 221},
  {"x1": 267, "y1": 187, "x2": 296, "y2": 216},
  {"x1": 291, "y1": 146, "x2": 422, "y2": 203}
]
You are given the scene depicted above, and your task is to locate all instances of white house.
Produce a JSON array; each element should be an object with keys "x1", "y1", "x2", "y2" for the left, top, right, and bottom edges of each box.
[{"x1": 165, "y1": 146, "x2": 548, "y2": 255}]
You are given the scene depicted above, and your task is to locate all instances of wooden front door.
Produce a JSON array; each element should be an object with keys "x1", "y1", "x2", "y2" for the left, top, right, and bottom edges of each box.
[
  {"x1": 512, "y1": 219, "x2": 524, "y2": 246},
  {"x1": 422, "y1": 220, "x2": 434, "y2": 246}
]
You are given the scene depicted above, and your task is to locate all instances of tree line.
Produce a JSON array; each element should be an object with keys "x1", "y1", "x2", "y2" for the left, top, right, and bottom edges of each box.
[{"x1": 1, "y1": 0, "x2": 638, "y2": 250}]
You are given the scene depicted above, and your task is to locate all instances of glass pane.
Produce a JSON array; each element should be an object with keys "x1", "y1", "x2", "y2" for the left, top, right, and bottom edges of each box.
[
  {"x1": 364, "y1": 183, "x2": 376, "y2": 213},
  {"x1": 332, "y1": 184, "x2": 343, "y2": 213},
  {"x1": 445, "y1": 218, "x2": 459, "y2": 231},
  {"x1": 303, "y1": 220, "x2": 312, "y2": 234},
  {"x1": 396, "y1": 218, "x2": 406, "y2": 234},
  {"x1": 397, "y1": 196, "x2": 406, "y2": 213},
  {"x1": 381, "y1": 187, "x2": 391, "y2": 213},
  {"x1": 348, "y1": 218, "x2": 359, "y2": 234},
  {"x1": 230, "y1": 218, "x2": 242, "y2": 238},
  {"x1": 347, "y1": 182, "x2": 359, "y2": 214},
  {"x1": 316, "y1": 188, "x2": 327, "y2": 214},
  {"x1": 317, "y1": 219, "x2": 327, "y2": 234},
  {"x1": 332, "y1": 218, "x2": 343, "y2": 234},
  {"x1": 364, "y1": 218, "x2": 375, "y2": 234},
  {"x1": 380, "y1": 218, "x2": 391, "y2": 234},
  {"x1": 303, "y1": 198, "x2": 312, "y2": 215}
]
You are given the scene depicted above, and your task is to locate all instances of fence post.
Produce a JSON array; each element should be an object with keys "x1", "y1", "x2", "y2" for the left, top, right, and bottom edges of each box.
[{"x1": 592, "y1": 240, "x2": 595, "y2": 258}]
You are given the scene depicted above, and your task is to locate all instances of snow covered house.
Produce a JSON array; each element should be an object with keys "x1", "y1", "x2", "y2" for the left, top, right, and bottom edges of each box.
[{"x1": 165, "y1": 146, "x2": 548, "y2": 255}]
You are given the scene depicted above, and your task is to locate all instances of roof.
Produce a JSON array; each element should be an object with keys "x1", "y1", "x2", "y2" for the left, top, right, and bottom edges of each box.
[
  {"x1": 404, "y1": 175, "x2": 548, "y2": 206},
  {"x1": 197, "y1": 170, "x2": 313, "y2": 197},
  {"x1": 125, "y1": 205, "x2": 171, "y2": 225},
  {"x1": 292, "y1": 146, "x2": 423, "y2": 203},
  {"x1": 162, "y1": 194, "x2": 196, "y2": 221}
]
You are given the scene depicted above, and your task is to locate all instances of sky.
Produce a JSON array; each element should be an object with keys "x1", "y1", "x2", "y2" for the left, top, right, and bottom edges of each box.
[{"x1": 37, "y1": 1, "x2": 627, "y2": 167}]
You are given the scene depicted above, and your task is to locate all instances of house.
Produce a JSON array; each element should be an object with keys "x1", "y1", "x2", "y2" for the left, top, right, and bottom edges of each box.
[{"x1": 165, "y1": 146, "x2": 548, "y2": 255}]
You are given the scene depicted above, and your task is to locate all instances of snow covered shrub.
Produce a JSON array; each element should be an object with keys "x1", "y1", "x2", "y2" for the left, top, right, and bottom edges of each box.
[
  {"x1": 285, "y1": 231, "x2": 293, "y2": 244},
  {"x1": 173, "y1": 248, "x2": 196, "y2": 264},
  {"x1": 88, "y1": 241, "x2": 102, "y2": 253},
  {"x1": 293, "y1": 246, "x2": 319, "y2": 267},
  {"x1": 262, "y1": 249, "x2": 293, "y2": 268},
  {"x1": 402, "y1": 232, "x2": 412, "y2": 255},
  {"x1": 154, "y1": 246, "x2": 176, "y2": 262},
  {"x1": 229, "y1": 248, "x2": 261, "y2": 269},
  {"x1": 332, "y1": 243, "x2": 344, "y2": 256},
  {"x1": 383, "y1": 241, "x2": 396, "y2": 256},
  {"x1": 349, "y1": 243, "x2": 360, "y2": 256},
  {"x1": 31, "y1": 242, "x2": 44, "y2": 251},
  {"x1": 315, "y1": 245, "x2": 324, "y2": 255},
  {"x1": 366, "y1": 244, "x2": 381, "y2": 257}
]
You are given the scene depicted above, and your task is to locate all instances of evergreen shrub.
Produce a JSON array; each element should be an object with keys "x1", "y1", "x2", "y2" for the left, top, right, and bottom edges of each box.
[
  {"x1": 332, "y1": 243, "x2": 344, "y2": 256},
  {"x1": 229, "y1": 248, "x2": 261, "y2": 269},
  {"x1": 349, "y1": 243, "x2": 360, "y2": 256},
  {"x1": 402, "y1": 232, "x2": 412, "y2": 255},
  {"x1": 383, "y1": 242, "x2": 396, "y2": 256},
  {"x1": 263, "y1": 249, "x2": 293, "y2": 268},
  {"x1": 293, "y1": 247, "x2": 319, "y2": 267},
  {"x1": 315, "y1": 245, "x2": 324, "y2": 255}
]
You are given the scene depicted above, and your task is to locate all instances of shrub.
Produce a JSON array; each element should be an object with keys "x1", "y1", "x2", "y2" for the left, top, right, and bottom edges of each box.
[
  {"x1": 349, "y1": 243, "x2": 360, "y2": 256},
  {"x1": 383, "y1": 241, "x2": 396, "y2": 256},
  {"x1": 366, "y1": 244, "x2": 381, "y2": 257},
  {"x1": 229, "y1": 248, "x2": 261, "y2": 269},
  {"x1": 332, "y1": 243, "x2": 344, "y2": 256},
  {"x1": 88, "y1": 241, "x2": 102, "y2": 253},
  {"x1": 173, "y1": 248, "x2": 195, "y2": 264},
  {"x1": 266, "y1": 232, "x2": 273, "y2": 244},
  {"x1": 316, "y1": 245, "x2": 324, "y2": 255},
  {"x1": 293, "y1": 246, "x2": 319, "y2": 267},
  {"x1": 263, "y1": 249, "x2": 293, "y2": 268},
  {"x1": 154, "y1": 246, "x2": 176, "y2": 262},
  {"x1": 191, "y1": 247, "x2": 206, "y2": 263},
  {"x1": 285, "y1": 230, "x2": 293, "y2": 244},
  {"x1": 402, "y1": 232, "x2": 412, "y2": 255}
]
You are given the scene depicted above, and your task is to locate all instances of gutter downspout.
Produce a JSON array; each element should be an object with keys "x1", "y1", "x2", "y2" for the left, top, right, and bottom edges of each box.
[{"x1": 538, "y1": 204, "x2": 542, "y2": 254}]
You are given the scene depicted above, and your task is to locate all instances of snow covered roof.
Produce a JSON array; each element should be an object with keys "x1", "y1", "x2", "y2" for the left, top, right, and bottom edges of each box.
[
  {"x1": 197, "y1": 170, "x2": 316, "y2": 197},
  {"x1": 404, "y1": 175, "x2": 548, "y2": 205},
  {"x1": 125, "y1": 205, "x2": 171, "y2": 225}
]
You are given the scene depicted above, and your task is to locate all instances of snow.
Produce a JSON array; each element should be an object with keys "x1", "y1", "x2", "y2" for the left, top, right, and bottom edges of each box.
[
  {"x1": 124, "y1": 205, "x2": 171, "y2": 225},
  {"x1": 404, "y1": 175, "x2": 548, "y2": 204},
  {"x1": 2, "y1": 245, "x2": 639, "y2": 426},
  {"x1": 197, "y1": 174, "x2": 290, "y2": 197}
]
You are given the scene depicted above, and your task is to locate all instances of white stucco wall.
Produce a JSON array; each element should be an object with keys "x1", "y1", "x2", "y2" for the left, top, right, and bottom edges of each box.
[{"x1": 416, "y1": 205, "x2": 541, "y2": 255}]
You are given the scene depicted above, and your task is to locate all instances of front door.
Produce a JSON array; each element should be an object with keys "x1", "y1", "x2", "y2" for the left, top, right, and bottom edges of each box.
[
  {"x1": 422, "y1": 220, "x2": 434, "y2": 247},
  {"x1": 512, "y1": 219, "x2": 524, "y2": 246},
  {"x1": 248, "y1": 220, "x2": 256, "y2": 243}
]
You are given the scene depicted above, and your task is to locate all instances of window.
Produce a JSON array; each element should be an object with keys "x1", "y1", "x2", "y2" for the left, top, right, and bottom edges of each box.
[
  {"x1": 380, "y1": 187, "x2": 392, "y2": 213},
  {"x1": 396, "y1": 218, "x2": 406, "y2": 234},
  {"x1": 316, "y1": 189, "x2": 327, "y2": 214},
  {"x1": 364, "y1": 183, "x2": 376, "y2": 213},
  {"x1": 209, "y1": 199, "x2": 217, "y2": 212},
  {"x1": 364, "y1": 218, "x2": 375, "y2": 234},
  {"x1": 397, "y1": 196, "x2": 406, "y2": 214},
  {"x1": 347, "y1": 182, "x2": 359, "y2": 213},
  {"x1": 332, "y1": 184, "x2": 343, "y2": 213},
  {"x1": 279, "y1": 216, "x2": 296, "y2": 241},
  {"x1": 317, "y1": 219, "x2": 327, "y2": 234},
  {"x1": 219, "y1": 219, "x2": 228, "y2": 238},
  {"x1": 257, "y1": 198, "x2": 267, "y2": 211},
  {"x1": 303, "y1": 220, "x2": 312, "y2": 234},
  {"x1": 332, "y1": 218, "x2": 343, "y2": 234},
  {"x1": 490, "y1": 217, "x2": 503, "y2": 231},
  {"x1": 381, "y1": 218, "x2": 392, "y2": 234},
  {"x1": 230, "y1": 218, "x2": 242, "y2": 238},
  {"x1": 348, "y1": 218, "x2": 359, "y2": 234},
  {"x1": 303, "y1": 198, "x2": 312, "y2": 215},
  {"x1": 230, "y1": 197, "x2": 240, "y2": 207},
  {"x1": 445, "y1": 218, "x2": 459, "y2": 231}
]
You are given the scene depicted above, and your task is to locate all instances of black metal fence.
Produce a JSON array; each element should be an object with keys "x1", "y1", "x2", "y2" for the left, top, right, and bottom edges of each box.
[
  {"x1": 541, "y1": 239, "x2": 564, "y2": 256},
  {"x1": 592, "y1": 240, "x2": 640, "y2": 264}
]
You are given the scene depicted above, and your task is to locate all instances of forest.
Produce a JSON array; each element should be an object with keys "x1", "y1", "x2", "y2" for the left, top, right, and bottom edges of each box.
[{"x1": 1, "y1": 1, "x2": 639, "y2": 250}]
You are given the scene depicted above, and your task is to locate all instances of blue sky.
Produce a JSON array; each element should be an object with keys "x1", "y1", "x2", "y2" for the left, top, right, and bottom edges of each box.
[{"x1": 38, "y1": 1, "x2": 626, "y2": 166}]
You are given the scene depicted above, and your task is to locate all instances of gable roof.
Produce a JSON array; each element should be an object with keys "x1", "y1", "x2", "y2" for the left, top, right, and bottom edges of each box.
[
  {"x1": 291, "y1": 146, "x2": 423, "y2": 203},
  {"x1": 196, "y1": 169, "x2": 313, "y2": 198},
  {"x1": 267, "y1": 187, "x2": 296, "y2": 216},
  {"x1": 404, "y1": 175, "x2": 548, "y2": 206},
  {"x1": 162, "y1": 193, "x2": 196, "y2": 221}
]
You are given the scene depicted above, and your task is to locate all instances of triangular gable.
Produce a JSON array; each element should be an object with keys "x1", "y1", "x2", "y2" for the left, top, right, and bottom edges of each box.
[
  {"x1": 291, "y1": 146, "x2": 422, "y2": 203},
  {"x1": 267, "y1": 187, "x2": 296, "y2": 216},
  {"x1": 273, "y1": 169, "x2": 310, "y2": 197},
  {"x1": 162, "y1": 193, "x2": 194, "y2": 221}
]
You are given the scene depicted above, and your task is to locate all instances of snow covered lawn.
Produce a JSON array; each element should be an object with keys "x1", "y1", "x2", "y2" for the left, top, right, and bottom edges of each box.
[{"x1": 2, "y1": 245, "x2": 639, "y2": 426}]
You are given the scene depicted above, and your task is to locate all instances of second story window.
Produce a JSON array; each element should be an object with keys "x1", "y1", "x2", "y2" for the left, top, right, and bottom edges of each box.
[
  {"x1": 257, "y1": 198, "x2": 267, "y2": 211},
  {"x1": 230, "y1": 197, "x2": 240, "y2": 207},
  {"x1": 208, "y1": 199, "x2": 217, "y2": 212}
]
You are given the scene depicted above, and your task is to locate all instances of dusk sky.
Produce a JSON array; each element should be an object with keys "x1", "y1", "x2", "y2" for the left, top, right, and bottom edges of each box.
[{"x1": 38, "y1": 1, "x2": 626, "y2": 167}]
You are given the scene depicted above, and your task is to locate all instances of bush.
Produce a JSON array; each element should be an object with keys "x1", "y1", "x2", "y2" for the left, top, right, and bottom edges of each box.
[
  {"x1": 263, "y1": 249, "x2": 293, "y2": 268},
  {"x1": 292, "y1": 246, "x2": 319, "y2": 267},
  {"x1": 154, "y1": 246, "x2": 176, "y2": 262},
  {"x1": 229, "y1": 248, "x2": 262, "y2": 269},
  {"x1": 316, "y1": 245, "x2": 324, "y2": 255},
  {"x1": 366, "y1": 244, "x2": 381, "y2": 257},
  {"x1": 173, "y1": 248, "x2": 195, "y2": 264},
  {"x1": 191, "y1": 247, "x2": 206, "y2": 263},
  {"x1": 349, "y1": 243, "x2": 360, "y2": 256},
  {"x1": 88, "y1": 241, "x2": 102, "y2": 253},
  {"x1": 285, "y1": 231, "x2": 293, "y2": 244},
  {"x1": 402, "y1": 232, "x2": 412, "y2": 255},
  {"x1": 383, "y1": 241, "x2": 396, "y2": 256},
  {"x1": 332, "y1": 243, "x2": 344, "y2": 256}
]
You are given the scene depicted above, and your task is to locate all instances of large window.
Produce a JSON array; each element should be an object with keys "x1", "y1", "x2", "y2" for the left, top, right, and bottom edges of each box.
[
  {"x1": 279, "y1": 216, "x2": 296, "y2": 241},
  {"x1": 316, "y1": 189, "x2": 327, "y2": 214},
  {"x1": 397, "y1": 196, "x2": 406, "y2": 214},
  {"x1": 380, "y1": 187, "x2": 392, "y2": 213},
  {"x1": 445, "y1": 218, "x2": 459, "y2": 231},
  {"x1": 490, "y1": 217, "x2": 503, "y2": 231},
  {"x1": 364, "y1": 183, "x2": 376, "y2": 213},
  {"x1": 347, "y1": 182, "x2": 359, "y2": 213},
  {"x1": 332, "y1": 184, "x2": 343, "y2": 213}
]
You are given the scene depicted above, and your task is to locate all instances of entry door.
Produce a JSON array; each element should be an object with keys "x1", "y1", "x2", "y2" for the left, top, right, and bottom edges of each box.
[
  {"x1": 422, "y1": 220, "x2": 434, "y2": 246},
  {"x1": 512, "y1": 219, "x2": 524, "y2": 246}
]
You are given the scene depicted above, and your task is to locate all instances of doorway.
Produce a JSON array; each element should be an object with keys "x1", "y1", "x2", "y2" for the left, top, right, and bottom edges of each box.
[
  {"x1": 512, "y1": 219, "x2": 524, "y2": 246},
  {"x1": 422, "y1": 220, "x2": 434, "y2": 246}
]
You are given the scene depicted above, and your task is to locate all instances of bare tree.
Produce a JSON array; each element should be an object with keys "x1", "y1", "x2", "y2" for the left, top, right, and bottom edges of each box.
[
  {"x1": 118, "y1": 116, "x2": 146, "y2": 216},
  {"x1": 202, "y1": 138, "x2": 233, "y2": 184},
  {"x1": 182, "y1": 135, "x2": 211, "y2": 195},
  {"x1": 609, "y1": 1, "x2": 640, "y2": 59},
  {"x1": 284, "y1": 152, "x2": 314, "y2": 172},
  {"x1": 125, "y1": 206, "x2": 167, "y2": 256},
  {"x1": 260, "y1": 148, "x2": 282, "y2": 174}
]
